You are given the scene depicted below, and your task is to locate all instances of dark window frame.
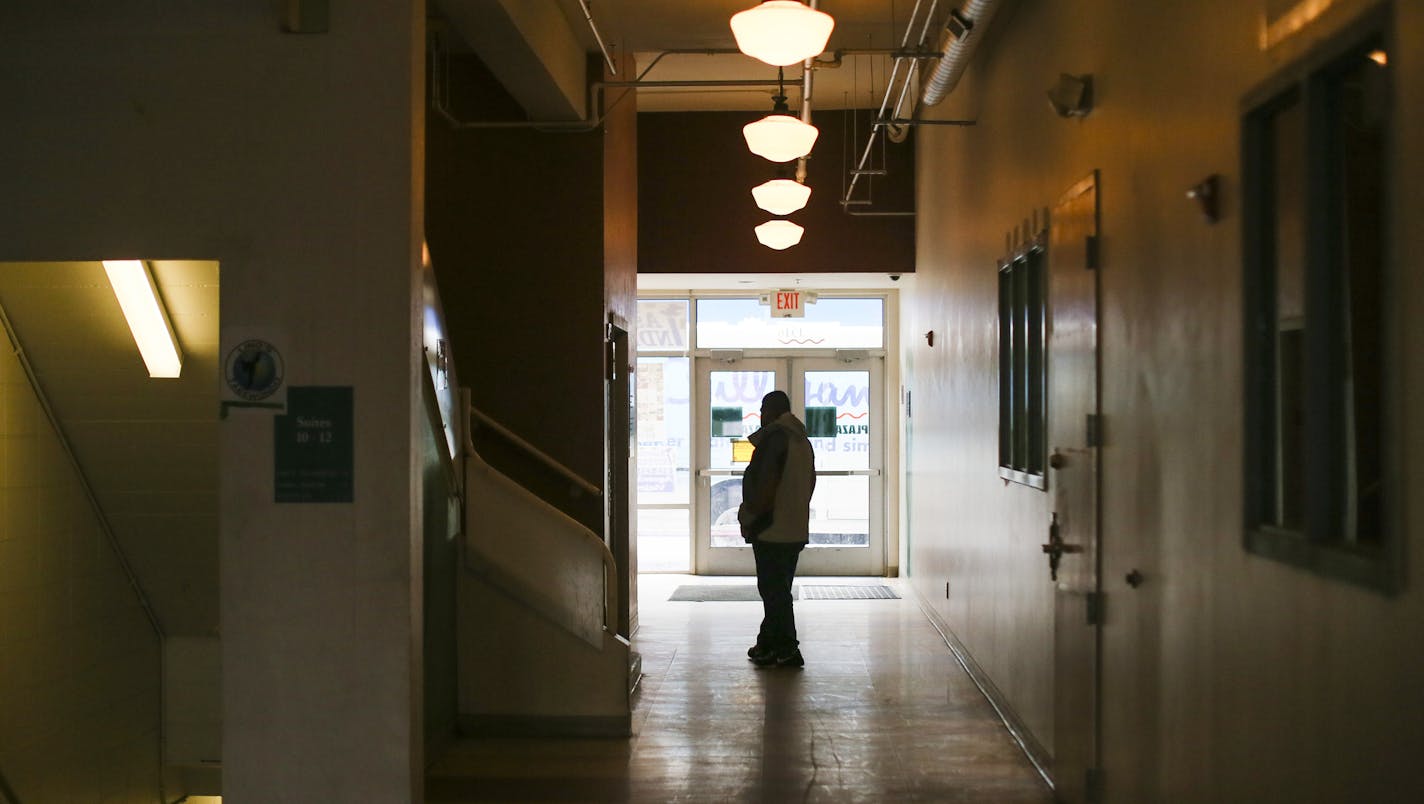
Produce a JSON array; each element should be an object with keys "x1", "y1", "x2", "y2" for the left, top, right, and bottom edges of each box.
[
  {"x1": 1241, "y1": 6, "x2": 1400, "y2": 593},
  {"x1": 998, "y1": 234, "x2": 1048, "y2": 490}
]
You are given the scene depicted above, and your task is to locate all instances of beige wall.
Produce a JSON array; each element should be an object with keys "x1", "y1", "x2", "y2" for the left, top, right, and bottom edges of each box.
[
  {"x1": 0, "y1": 1, "x2": 428, "y2": 800},
  {"x1": 0, "y1": 339, "x2": 162, "y2": 801},
  {"x1": 907, "y1": 0, "x2": 1423, "y2": 800}
]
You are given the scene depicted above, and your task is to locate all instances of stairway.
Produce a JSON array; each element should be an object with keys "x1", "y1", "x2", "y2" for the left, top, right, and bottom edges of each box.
[{"x1": 456, "y1": 446, "x2": 634, "y2": 737}]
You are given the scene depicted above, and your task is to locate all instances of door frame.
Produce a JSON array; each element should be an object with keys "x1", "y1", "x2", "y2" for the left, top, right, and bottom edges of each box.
[{"x1": 693, "y1": 352, "x2": 886, "y2": 576}]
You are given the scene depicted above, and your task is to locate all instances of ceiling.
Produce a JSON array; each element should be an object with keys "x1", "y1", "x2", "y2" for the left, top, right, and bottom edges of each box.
[
  {"x1": 518, "y1": 1, "x2": 933, "y2": 112},
  {"x1": 0, "y1": 260, "x2": 220, "y2": 637}
]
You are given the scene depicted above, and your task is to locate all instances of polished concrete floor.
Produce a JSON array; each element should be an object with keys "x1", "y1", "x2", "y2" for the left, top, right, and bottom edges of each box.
[{"x1": 427, "y1": 575, "x2": 1053, "y2": 803}]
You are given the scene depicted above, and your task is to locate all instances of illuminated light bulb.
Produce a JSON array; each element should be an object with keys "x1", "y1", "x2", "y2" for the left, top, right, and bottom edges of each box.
[
  {"x1": 752, "y1": 178, "x2": 812, "y2": 214},
  {"x1": 730, "y1": 1, "x2": 835, "y2": 67},
  {"x1": 754, "y1": 220, "x2": 805, "y2": 250},
  {"x1": 743, "y1": 114, "x2": 819, "y2": 162},
  {"x1": 102, "y1": 260, "x2": 183, "y2": 378}
]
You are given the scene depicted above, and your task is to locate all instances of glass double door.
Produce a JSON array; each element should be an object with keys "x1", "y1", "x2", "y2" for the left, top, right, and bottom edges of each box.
[{"x1": 695, "y1": 356, "x2": 883, "y2": 575}]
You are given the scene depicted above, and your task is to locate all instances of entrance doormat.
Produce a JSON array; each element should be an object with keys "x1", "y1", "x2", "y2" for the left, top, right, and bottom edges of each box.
[
  {"x1": 799, "y1": 585, "x2": 899, "y2": 600},
  {"x1": 669, "y1": 585, "x2": 796, "y2": 602}
]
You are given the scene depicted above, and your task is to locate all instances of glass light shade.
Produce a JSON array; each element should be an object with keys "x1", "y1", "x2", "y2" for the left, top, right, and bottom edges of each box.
[
  {"x1": 730, "y1": 1, "x2": 836, "y2": 67},
  {"x1": 742, "y1": 115, "x2": 819, "y2": 162},
  {"x1": 754, "y1": 219, "x2": 805, "y2": 250},
  {"x1": 752, "y1": 178, "x2": 812, "y2": 214}
]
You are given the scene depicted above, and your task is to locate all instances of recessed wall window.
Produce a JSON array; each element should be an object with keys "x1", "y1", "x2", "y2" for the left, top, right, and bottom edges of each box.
[
  {"x1": 1242, "y1": 12, "x2": 1396, "y2": 591},
  {"x1": 999, "y1": 242, "x2": 1046, "y2": 489}
]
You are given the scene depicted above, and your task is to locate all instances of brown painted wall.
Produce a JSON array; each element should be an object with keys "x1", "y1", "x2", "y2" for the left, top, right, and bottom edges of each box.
[
  {"x1": 906, "y1": 0, "x2": 1424, "y2": 801},
  {"x1": 639, "y1": 110, "x2": 914, "y2": 274},
  {"x1": 426, "y1": 54, "x2": 607, "y2": 528}
]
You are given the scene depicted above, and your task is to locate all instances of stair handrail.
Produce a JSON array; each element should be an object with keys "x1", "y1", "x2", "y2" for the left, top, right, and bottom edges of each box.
[
  {"x1": 0, "y1": 301, "x2": 164, "y2": 639},
  {"x1": 468, "y1": 404, "x2": 602, "y2": 498}
]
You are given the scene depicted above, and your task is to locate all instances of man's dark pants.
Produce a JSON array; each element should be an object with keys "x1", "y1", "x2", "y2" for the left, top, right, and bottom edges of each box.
[{"x1": 752, "y1": 540, "x2": 805, "y2": 653}]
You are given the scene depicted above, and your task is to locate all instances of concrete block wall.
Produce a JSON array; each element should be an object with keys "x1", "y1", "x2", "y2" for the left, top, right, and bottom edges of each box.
[{"x1": 0, "y1": 334, "x2": 161, "y2": 801}]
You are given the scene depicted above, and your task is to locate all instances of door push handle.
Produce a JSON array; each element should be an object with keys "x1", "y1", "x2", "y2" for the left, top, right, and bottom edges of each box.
[
  {"x1": 1049, "y1": 450, "x2": 1068, "y2": 470},
  {"x1": 1041, "y1": 513, "x2": 1083, "y2": 582}
]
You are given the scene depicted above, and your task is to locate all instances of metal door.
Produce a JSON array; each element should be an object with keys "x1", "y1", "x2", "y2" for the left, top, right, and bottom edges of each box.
[
  {"x1": 694, "y1": 357, "x2": 783, "y2": 574},
  {"x1": 1044, "y1": 172, "x2": 1102, "y2": 802}
]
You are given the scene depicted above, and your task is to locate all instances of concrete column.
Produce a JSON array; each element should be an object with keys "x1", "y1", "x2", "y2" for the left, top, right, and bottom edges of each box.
[{"x1": 0, "y1": 1, "x2": 428, "y2": 799}]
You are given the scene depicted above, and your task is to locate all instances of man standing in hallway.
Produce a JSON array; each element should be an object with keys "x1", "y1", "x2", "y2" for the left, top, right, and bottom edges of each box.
[{"x1": 739, "y1": 390, "x2": 816, "y2": 668}]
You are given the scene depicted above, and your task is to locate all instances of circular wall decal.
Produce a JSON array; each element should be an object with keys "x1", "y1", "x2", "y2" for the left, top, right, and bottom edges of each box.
[{"x1": 225, "y1": 339, "x2": 285, "y2": 401}]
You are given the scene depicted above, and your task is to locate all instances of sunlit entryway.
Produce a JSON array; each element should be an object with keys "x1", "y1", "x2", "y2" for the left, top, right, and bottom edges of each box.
[{"x1": 634, "y1": 275, "x2": 903, "y2": 576}]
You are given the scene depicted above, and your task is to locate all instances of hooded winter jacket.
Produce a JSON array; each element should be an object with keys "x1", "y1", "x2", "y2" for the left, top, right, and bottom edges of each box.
[{"x1": 737, "y1": 411, "x2": 817, "y2": 544}]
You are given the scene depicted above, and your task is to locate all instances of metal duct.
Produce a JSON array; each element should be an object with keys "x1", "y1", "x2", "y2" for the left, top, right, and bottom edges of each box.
[{"x1": 921, "y1": 0, "x2": 1003, "y2": 106}]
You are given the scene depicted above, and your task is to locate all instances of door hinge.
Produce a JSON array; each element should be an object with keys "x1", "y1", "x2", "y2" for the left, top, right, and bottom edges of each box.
[
  {"x1": 1086, "y1": 767, "x2": 1104, "y2": 802},
  {"x1": 1085, "y1": 234, "x2": 1100, "y2": 270},
  {"x1": 1085, "y1": 413, "x2": 1103, "y2": 447},
  {"x1": 1086, "y1": 591, "x2": 1104, "y2": 626}
]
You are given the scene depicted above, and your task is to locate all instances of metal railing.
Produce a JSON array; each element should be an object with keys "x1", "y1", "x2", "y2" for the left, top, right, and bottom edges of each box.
[{"x1": 468, "y1": 404, "x2": 601, "y2": 498}]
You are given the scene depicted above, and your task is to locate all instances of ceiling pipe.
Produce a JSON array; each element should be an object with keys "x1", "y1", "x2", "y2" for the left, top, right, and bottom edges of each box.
[
  {"x1": 841, "y1": 0, "x2": 939, "y2": 210},
  {"x1": 794, "y1": 1, "x2": 819, "y2": 186},
  {"x1": 921, "y1": 0, "x2": 1004, "y2": 106},
  {"x1": 431, "y1": 34, "x2": 787, "y2": 131},
  {"x1": 577, "y1": 0, "x2": 618, "y2": 76}
]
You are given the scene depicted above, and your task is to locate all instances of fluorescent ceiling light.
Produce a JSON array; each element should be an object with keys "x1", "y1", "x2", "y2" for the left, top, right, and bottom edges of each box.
[
  {"x1": 731, "y1": 1, "x2": 836, "y2": 67},
  {"x1": 102, "y1": 259, "x2": 183, "y2": 378},
  {"x1": 743, "y1": 114, "x2": 819, "y2": 162},
  {"x1": 754, "y1": 220, "x2": 805, "y2": 250},
  {"x1": 752, "y1": 178, "x2": 812, "y2": 214}
]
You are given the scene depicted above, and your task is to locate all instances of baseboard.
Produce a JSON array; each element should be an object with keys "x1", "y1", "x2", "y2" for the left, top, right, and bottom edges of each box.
[
  {"x1": 909, "y1": 584, "x2": 1055, "y2": 791},
  {"x1": 628, "y1": 650, "x2": 644, "y2": 697},
  {"x1": 458, "y1": 713, "x2": 631, "y2": 739}
]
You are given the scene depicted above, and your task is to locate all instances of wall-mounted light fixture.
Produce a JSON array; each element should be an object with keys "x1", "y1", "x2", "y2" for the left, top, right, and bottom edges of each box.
[
  {"x1": 730, "y1": 1, "x2": 835, "y2": 67},
  {"x1": 752, "y1": 178, "x2": 812, "y2": 215},
  {"x1": 744, "y1": 88, "x2": 818, "y2": 162},
  {"x1": 102, "y1": 259, "x2": 183, "y2": 378},
  {"x1": 1047, "y1": 73, "x2": 1093, "y2": 117},
  {"x1": 754, "y1": 220, "x2": 805, "y2": 250},
  {"x1": 1186, "y1": 174, "x2": 1221, "y2": 224}
]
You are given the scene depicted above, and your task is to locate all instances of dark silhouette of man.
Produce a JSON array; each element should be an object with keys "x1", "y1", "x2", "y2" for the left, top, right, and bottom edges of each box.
[{"x1": 738, "y1": 390, "x2": 816, "y2": 668}]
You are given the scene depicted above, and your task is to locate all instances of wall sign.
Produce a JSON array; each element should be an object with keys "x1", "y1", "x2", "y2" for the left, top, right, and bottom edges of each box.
[
  {"x1": 225, "y1": 338, "x2": 285, "y2": 400},
  {"x1": 274, "y1": 386, "x2": 353, "y2": 503}
]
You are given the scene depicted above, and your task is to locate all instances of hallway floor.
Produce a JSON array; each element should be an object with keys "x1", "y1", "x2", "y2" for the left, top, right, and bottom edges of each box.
[{"x1": 427, "y1": 575, "x2": 1053, "y2": 803}]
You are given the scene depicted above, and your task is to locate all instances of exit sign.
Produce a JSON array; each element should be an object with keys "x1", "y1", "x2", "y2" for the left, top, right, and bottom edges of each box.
[{"x1": 772, "y1": 290, "x2": 804, "y2": 318}]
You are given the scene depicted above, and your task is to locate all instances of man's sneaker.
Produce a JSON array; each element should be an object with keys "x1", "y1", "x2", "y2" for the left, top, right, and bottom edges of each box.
[
  {"x1": 751, "y1": 648, "x2": 804, "y2": 668},
  {"x1": 747, "y1": 644, "x2": 773, "y2": 662},
  {"x1": 774, "y1": 649, "x2": 805, "y2": 668}
]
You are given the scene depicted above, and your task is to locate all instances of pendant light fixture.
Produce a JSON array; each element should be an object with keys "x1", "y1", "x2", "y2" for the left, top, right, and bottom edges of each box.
[
  {"x1": 752, "y1": 178, "x2": 812, "y2": 215},
  {"x1": 754, "y1": 220, "x2": 805, "y2": 250},
  {"x1": 742, "y1": 69, "x2": 819, "y2": 162},
  {"x1": 730, "y1": 1, "x2": 835, "y2": 67}
]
